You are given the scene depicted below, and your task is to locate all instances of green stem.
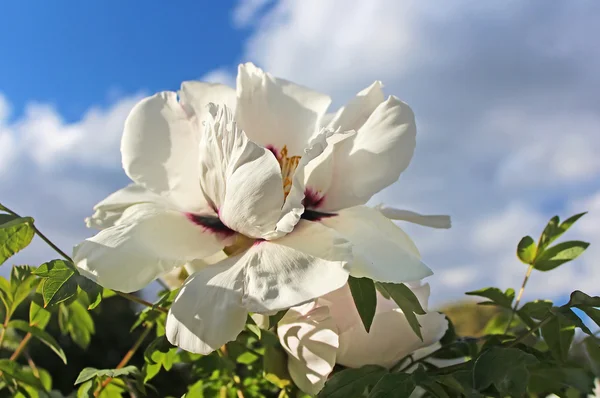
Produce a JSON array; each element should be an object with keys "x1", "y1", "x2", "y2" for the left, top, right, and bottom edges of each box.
[
  {"x1": 505, "y1": 264, "x2": 534, "y2": 334},
  {"x1": 508, "y1": 314, "x2": 554, "y2": 348}
]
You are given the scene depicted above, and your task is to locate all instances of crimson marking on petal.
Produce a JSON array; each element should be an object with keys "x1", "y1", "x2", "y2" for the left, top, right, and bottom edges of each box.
[
  {"x1": 301, "y1": 210, "x2": 336, "y2": 222},
  {"x1": 186, "y1": 213, "x2": 235, "y2": 237},
  {"x1": 266, "y1": 145, "x2": 279, "y2": 159},
  {"x1": 253, "y1": 238, "x2": 266, "y2": 246},
  {"x1": 303, "y1": 187, "x2": 325, "y2": 209}
]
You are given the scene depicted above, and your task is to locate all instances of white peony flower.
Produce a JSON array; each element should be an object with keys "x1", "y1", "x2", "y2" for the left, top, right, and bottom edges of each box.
[
  {"x1": 277, "y1": 281, "x2": 448, "y2": 395},
  {"x1": 74, "y1": 62, "x2": 442, "y2": 355}
]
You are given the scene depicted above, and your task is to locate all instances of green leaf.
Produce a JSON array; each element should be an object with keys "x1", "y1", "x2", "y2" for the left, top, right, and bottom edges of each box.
[
  {"x1": 29, "y1": 294, "x2": 51, "y2": 328},
  {"x1": 539, "y1": 212, "x2": 587, "y2": 251},
  {"x1": 246, "y1": 323, "x2": 262, "y2": 339},
  {"x1": 0, "y1": 275, "x2": 12, "y2": 310},
  {"x1": 8, "y1": 319, "x2": 67, "y2": 364},
  {"x1": 368, "y1": 373, "x2": 415, "y2": 398},
  {"x1": 439, "y1": 316, "x2": 457, "y2": 346},
  {"x1": 567, "y1": 290, "x2": 600, "y2": 308},
  {"x1": 584, "y1": 337, "x2": 600, "y2": 376},
  {"x1": 375, "y1": 282, "x2": 424, "y2": 340},
  {"x1": 472, "y1": 347, "x2": 537, "y2": 396},
  {"x1": 268, "y1": 309, "x2": 287, "y2": 329},
  {"x1": 59, "y1": 300, "x2": 95, "y2": 349},
  {"x1": 541, "y1": 315, "x2": 575, "y2": 362},
  {"x1": 519, "y1": 300, "x2": 553, "y2": 320},
  {"x1": 516, "y1": 235, "x2": 537, "y2": 264},
  {"x1": 142, "y1": 362, "x2": 161, "y2": 384},
  {"x1": 582, "y1": 307, "x2": 600, "y2": 328},
  {"x1": 0, "y1": 359, "x2": 46, "y2": 391},
  {"x1": 348, "y1": 276, "x2": 377, "y2": 333},
  {"x1": 555, "y1": 307, "x2": 593, "y2": 335},
  {"x1": 10, "y1": 266, "x2": 39, "y2": 315},
  {"x1": 0, "y1": 216, "x2": 35, "y2": 265},
  {"x1": 318, "y1": 365, "x2": 387, "y2": 398},
  {"x1": 533, "y1": 240, "x2": 589, "y2": 271},
  {"x1": 75, "y1": 275, "x2": 103, "y2": 310},
  {"x1": 74, "y1": 366, "x2": 139, "y2": 385},
  {"x1": 35, "y1": 260, "x2": 79, "y2": 307},
  {"x1": 465, "y1": 287, "x2": 515, "y2": 309},
  {"x1": 263, "y1": 344, "x2": 292, "y2": 389},
  {"x1": 528, "y1": 364, "x2": 596, "y2": 395},
  {"x1": 77, "y1": 380, "x2": 97, "y2": 398},
  {"x1": 411, "y1": 366, "x2": 450, "y2": 398}
]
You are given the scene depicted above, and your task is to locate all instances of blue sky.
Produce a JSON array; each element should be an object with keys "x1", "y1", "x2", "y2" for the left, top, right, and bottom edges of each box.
[
  {"x1": 1, "y1": 0, "x2": 599, "y2": 310},
  {"x1": 0, "y1": 1, "x2": 244, "y2": 121}
]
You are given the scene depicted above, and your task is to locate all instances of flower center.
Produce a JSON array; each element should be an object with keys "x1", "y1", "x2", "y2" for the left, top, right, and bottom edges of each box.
[
  {"x1": 272, "y1": 145, "x2": 300, "y2": 199},
  {"x1": 223, "y1": 234, "x2": 256, "y2": 256}
]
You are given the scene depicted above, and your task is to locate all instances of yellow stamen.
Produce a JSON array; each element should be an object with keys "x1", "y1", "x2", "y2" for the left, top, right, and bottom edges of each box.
[{"x1": 275, "y1": 145, "x2": 301, "y2": 199}]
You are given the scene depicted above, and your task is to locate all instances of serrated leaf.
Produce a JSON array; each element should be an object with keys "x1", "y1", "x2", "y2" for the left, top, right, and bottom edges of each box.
[
  {"x1": 517, "y1": 235, "x2": 536, "y2": 264},
  {"x1": 465, "y1": 287, "x2": 515, "y2": 309},
  {"x1": 472, "y1": 347, "x2": 537, "y2": 396},
  {"x1": 8, "y1": 319, "x2": 67, "y2": 364},
  {"x1": 348, "y1": 276, "x2": 377, "y2": 333},
  {"x1": 375, "y1": 282, "x2": 424, "y2": 340},
  {"x1": 0, "y1": 217, "x2": 35, "y2": 265},
  {"x1": 368, "y1": 373, "x2": 415, "y2": 398},
  {"x1": 0, "y1": 359, "x2": 46, "y2": 391},
  {"x1": 35, "y1": 260, "x2": 78, "y2": 307},
  {"x1": 318, "y1": 365, "x2": 387, "y2": 398},
  {"x1": 74, "y1": 366, "x2": 139, "y2": 385},
  {"x1": 534, "y1": 240, "x2": 589, "y2": 271},
  {"x1": 541, "y1": 315, "x2": 575, "y2": 362}
]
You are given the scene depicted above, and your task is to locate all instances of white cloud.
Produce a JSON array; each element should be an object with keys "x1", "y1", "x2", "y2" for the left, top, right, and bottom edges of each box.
[
  {"x1": 235, "y1": 0, "x2": 600, "y2": 304},
  {"x1": 232, "y1": 0, "x2": 274, "y2": 28}
]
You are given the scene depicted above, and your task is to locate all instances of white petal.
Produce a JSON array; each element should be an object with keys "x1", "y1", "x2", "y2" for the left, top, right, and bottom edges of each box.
[
  {"x1": 337, "y1": 309, "x2": 448, "y2": 369},
  {"x1": 311, "y1": 96, "x2": 416, "y2": 211},
  {"x1": 320, "y1": 206, "x2": 432, "y2": 283},
  {"x1": 121, "y1": 92, "x2": 207, "y2": 212},
  {"x1": 377, "y1": 205, "x2": 452, "y2": 229},
  {"x1": 327, "y1": 284, "x2": 448, "y2": 368},
  {"x1": 73, "y1": 203, "x2": 224, "y2": 292},
  {"x1": 198, "y1": 104, "x2": 285, "y2": 238},
  {"x1": 326, "y1": 81, "x2": 385, "y2": 132},
  {"x1": 166, "y1": 260, "x2": 247, "y2": 354},
  {"x1": 239, "y1": 220, "x2": 351, "y2": 312},
  {"x1": 278, "y1": 305, "x2": 339, "y2": 395},
  {"x1": 179, "y1": 80, "x2": 236, "y2": 120},
  {"x1": 235, "y1": 62, "x2": 331, "y2": 156},
  {"x1": 85, "y1": 184, "x2": 167, "y2": 230}
]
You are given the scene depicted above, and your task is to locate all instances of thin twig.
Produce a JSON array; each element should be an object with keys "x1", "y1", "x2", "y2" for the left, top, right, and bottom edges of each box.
[
  {"x1": 10, "y1": 332, "x2": 32, "y2": 361},
  {"x1": 508, "y1": 314, "x2": 554, "y2": 348},
  {"x1": 95, "y1": 323, "x2": 153, "y2": 397},
  {"x1": 505, "y1": 264, "x2": 534, "y2": 334}
]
